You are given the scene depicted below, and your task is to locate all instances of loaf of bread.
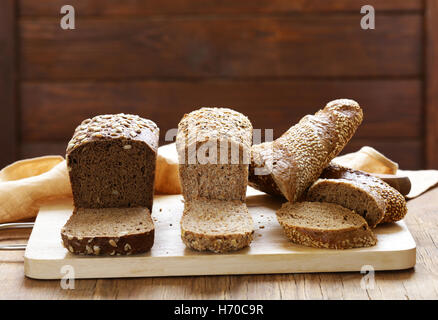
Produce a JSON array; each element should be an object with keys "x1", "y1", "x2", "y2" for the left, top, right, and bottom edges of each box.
[
  {"x1": 177, "y1": 107, "x2": 252, "y2": 202},
  {"x1": 61, "y1": 207, "x2": 154, "y2": 255},
  {"x1": 320, "y1": 163, "x2": 407, "y2": 223},
  {"x1": 66, "y1": 114, "x2": 159, "y2": 211},
  {"x1": 276, "y1": 202, "x2": 377, "y2": 249},
  {"x1": 176, "y1": 107, "x2": 254, "y2": 253},
  {"x1": 306, "y1": 179, "x2": 386, "y2": 228},
  {"x1": 249, "y1": 99, "x2": 363, "y2": 202}
]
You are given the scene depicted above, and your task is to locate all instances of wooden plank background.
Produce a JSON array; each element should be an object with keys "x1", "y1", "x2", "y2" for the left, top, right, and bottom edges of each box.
[
  {"x1": 0, "y1": 0, "x2": 17, "y2": 167},
  {"x1": 0, "y1": 0, "x2": 434, "y2": 169}
]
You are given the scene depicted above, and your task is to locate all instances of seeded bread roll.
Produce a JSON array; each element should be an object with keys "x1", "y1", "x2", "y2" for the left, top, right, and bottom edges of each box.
[
  {"x1": 320, "y1": 163, "x2": 408, "y2": 223},
  {"x1": 276, "y1": 202, "x2": 377, "y2": 249},
  {"x1": 181, "y1": 199, "x2": 254, "y2": 253},
  {"x1": 306, "y1": 179, "x2": 386, "y2": 228},
  {"x1": 61, "y1": 207, "x2": 154, "y2": 255},
  {"x1": 176, "y1": 107, "x2": 254, "y2": 253},
  {"x1": 66, "y1": 114, "x2": 159, "y2": 211},
  {"x1": 176, "y1": 107, "x2": 252, "y2": 202},
  {"x1": 249, "y1": 99, "x2": 363, "y2": 202}
]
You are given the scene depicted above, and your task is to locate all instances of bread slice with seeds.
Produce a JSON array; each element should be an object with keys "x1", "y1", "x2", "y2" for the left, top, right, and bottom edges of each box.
[
  {"x1": 61, "y1": 207, "x2": 154, "y2": 255},
  {"x1": 276, "y1": 202, "x2": 377, "y2": 249},
  {"x1": 306, "y1": 179, "x2": 386, "y2": 228},
  {"x1": 320, "y1": 163, "x2": 407, "y2": 223},
  {"x1": 181, "y1": 199, "x2": 254, "y2": 253},
  {"x1": 249, "y1": 99, "x2": 363, "y2": 202}
]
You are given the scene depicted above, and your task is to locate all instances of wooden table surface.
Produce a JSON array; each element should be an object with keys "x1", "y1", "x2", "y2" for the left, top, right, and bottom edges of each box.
[{"x1": 1, "y1": 187, "x2": 437, "y2": 300}]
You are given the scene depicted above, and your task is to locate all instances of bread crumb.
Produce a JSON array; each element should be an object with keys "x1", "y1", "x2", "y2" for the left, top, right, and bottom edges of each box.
[{"x1": 259, "y1": 226, "x2": 265, "y2": 229}]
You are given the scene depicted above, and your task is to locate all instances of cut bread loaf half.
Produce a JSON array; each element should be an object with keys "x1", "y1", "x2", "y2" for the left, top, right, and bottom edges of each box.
[
  {"x1": 276, "y1": 202, "x2": 377, "y2": 249},
  {"x1": 249, "y1": 99, "x2": 363, "y2": 202},
  {"x1": 66, "y1": 113, "x2": 159, "y2": 211},
  {"x1": 321, "y1": 163, "x2": 407, "y2": 223},
  {"x1": 181, "y1": 199, "x2": 254, "y2": 253},
  {"x1": 306, "y1": 179, "x2": 386, "y2": 228},
  {"x1": 176, "y1": 107, "x2": 252, "y2": 202},
  {"x1": 176, "y1": 107, "x2": 254, "y2": 253},
  {"x1": 61, "y1": 207, "x2": 154, "y2": 255}
]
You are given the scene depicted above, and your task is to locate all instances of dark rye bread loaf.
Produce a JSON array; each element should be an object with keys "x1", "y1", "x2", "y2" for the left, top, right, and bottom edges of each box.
[
  {"x1": 61, "y1": 207, "x2": 154, "y2": 255},
  {"x1": 249, "y1": 99, "x2": 363, "y2": 202},
  {"x1": 306, "y1": 179, "x2": 386, "y2": 228},
  {"x1": 276, "y1": 202, "x2": 377, "y2": 249},
  {"x1": 66, "y1": 114, "x2": 159, "y2": 211},
  {"x1": 320, "y1": 163, "x2": 408, "y2": 223}
]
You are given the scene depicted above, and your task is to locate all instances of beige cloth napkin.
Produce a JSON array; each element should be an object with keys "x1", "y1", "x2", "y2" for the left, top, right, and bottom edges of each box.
[{"x1": 398, "y1": 170, "x2": 438, "y2": 199}]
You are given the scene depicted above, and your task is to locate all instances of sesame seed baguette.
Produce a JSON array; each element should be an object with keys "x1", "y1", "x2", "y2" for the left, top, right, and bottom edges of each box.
[
  {"x1": 320, "y1": 163, "x2": 408, "y2": 224},
  {"x1": 276, "y1": 202, "x2": 377, "y2": 249},
  {"x1": 249, "y1": 99, "x2": 363, "y2": 203},
  {"x1": 61, "y1": 207, "x2": 154, "y2": 256},
  {"x1": 176, "y1": 107, "x2": 254, "y2": 253},
  {"x1": 306, "y1": 179, "x2": 386, "y2": 228}
]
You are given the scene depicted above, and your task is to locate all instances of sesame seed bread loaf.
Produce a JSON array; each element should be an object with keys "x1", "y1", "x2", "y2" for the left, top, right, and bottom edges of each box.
[
  {"x1": 249, "y1": 99, "x2": 363, "y2": 202},
  {"x1": 276, "y1": 202, "x2": 377, "y2": 249},
  {"x1": 320, "y1": 163, "x2": 408, "y2": 223},
  {"x1": 61, "y1": 207, "x2": 154, "y2": 255},
  {"x1": 66, "y1": 114, "x2": 159, "y2": 211},
  {"x1": 306, "y1": 179, "x2": 386, "y2": 228},
  {"x1": 181, "y1": 199, "x2": 254, "y2": 253},
  {"x1": 176, "y1": 107, "x2": 254, "y2": 253}
]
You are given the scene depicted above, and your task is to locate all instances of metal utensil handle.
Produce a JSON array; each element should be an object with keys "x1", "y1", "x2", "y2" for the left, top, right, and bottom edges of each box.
[{"x1": 0, "y1": 222, "x2": 34, "y2": 250}]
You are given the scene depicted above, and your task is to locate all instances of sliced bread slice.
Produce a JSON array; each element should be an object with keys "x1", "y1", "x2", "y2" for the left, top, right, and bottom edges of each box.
[
  {"x1": 276, "y1": 202, "x2": 377, "y2": 249},
  {"x1": 61, "y1": 207, "x2": 154, "y2": 255},
  {"x1": 181, "y1": 198, "x2": 254, "y2": 253},
  {"x1": 321, "y1": 163, "x2": 408, "y2": 223},
  {"x1": 306, "y1": 178, "x2": 386, "y2": 228}
]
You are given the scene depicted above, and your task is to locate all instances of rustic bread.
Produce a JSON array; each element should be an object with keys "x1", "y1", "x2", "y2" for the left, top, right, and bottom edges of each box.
[
  {"x1": 249, "y1": 99, "x2": 363, "y2": 202},
  {"x1": 176, "y1": 107, "x2": 252, "y2": 202},
  {"x1": 306, "y1": 179, "x2": 386, "y2": 228},
  {"x1": 176, "y1": 107, "x2": 254, "y2": 253},
  {"x1": 66, "y1": 113, "x2": 159, "y2": 211},
  {"x1": 321, "y1": 163, "x2": 407, "y2": 223},
  {"x1": 276, "y1": 202, "x2": 377, "y2": 249},
  {"x1": 181, "y1": 199, "x2": 254, "y2": 253},
  {"x1": 155, "y1": 143, "x2": 181, "y2": 194},
  {"x1": 61, "y1": 207, "x2": 154, "y2": 255}
]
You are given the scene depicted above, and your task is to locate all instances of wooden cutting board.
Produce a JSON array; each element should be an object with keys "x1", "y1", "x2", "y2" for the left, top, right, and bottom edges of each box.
[{"x1": 24, "y1": 188, "x2": 416, "y2": 279}]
